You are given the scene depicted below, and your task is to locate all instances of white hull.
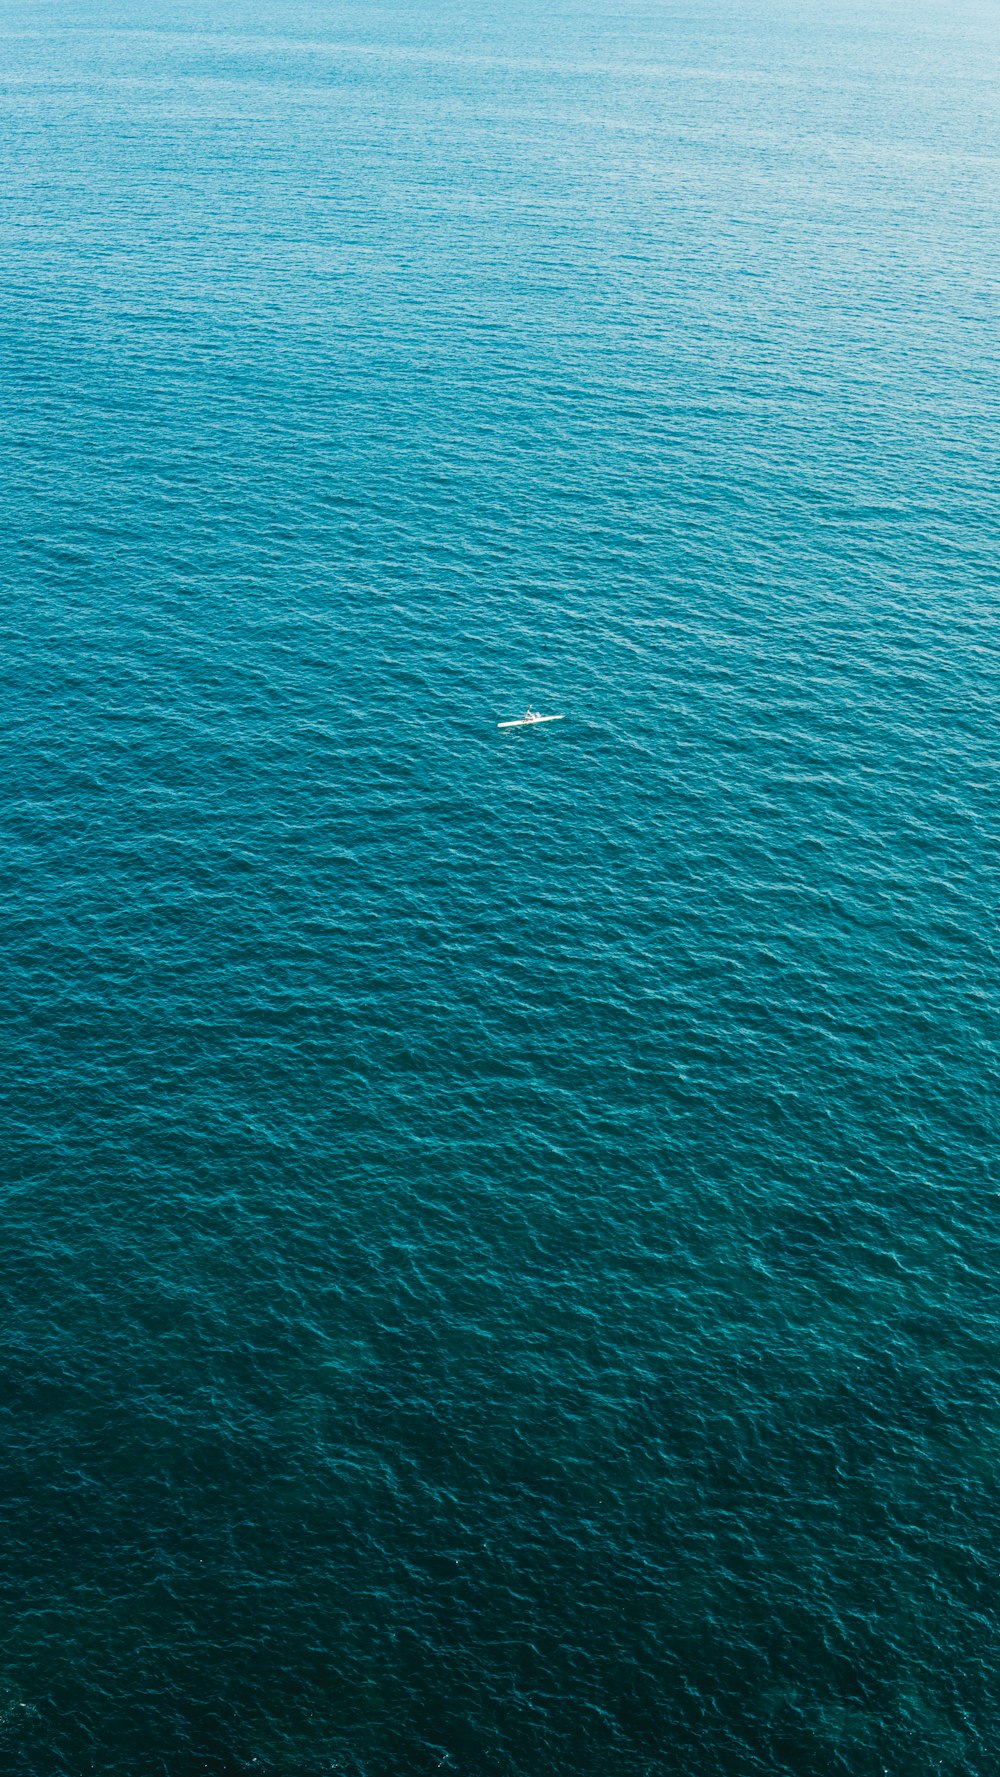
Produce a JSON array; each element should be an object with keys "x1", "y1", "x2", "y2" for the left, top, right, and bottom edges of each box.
[{"x1": 497, "y1": 715, "x2": 564, "y2": 730}]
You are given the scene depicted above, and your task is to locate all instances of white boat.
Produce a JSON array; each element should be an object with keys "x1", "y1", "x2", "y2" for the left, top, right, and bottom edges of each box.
[{"x1": 497, "y1": 708, "x2": 565, "y2": 730}]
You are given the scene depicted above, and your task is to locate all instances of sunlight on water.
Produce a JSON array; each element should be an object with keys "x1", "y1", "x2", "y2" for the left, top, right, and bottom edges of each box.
[{"x1": 1, "y1": 0, "x2": 998, "y2": 1771}]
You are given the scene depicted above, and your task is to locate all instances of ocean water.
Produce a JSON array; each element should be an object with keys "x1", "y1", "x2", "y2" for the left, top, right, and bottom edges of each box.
[{"x1": 2, "y1": 0, "x2": 999, "y2": 1771}]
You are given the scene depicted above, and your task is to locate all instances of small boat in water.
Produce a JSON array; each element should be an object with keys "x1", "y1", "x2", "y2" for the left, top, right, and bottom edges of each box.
[{"x1": 497, "y1": 707, "x2": 564, "y2": 730}]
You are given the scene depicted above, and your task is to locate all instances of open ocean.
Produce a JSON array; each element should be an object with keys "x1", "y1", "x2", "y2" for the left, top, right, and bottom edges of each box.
[{"x1": 2, "y1": 0, "x2": 998, "y2": 1771}]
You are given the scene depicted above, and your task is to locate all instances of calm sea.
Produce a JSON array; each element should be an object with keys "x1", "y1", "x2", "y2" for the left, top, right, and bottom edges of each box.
[{"x1": 2, "y1": 0, "x2": 998, "y2": 1771}]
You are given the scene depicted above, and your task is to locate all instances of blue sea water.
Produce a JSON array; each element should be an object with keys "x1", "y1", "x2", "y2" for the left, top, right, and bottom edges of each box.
[{"x1": 2, "y1": 0, "x2": 999, "y2": 1771}]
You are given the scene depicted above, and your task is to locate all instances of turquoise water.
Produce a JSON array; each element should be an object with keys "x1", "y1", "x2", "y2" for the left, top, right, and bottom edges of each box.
[{"x1": 2, "y1": 1, "x2": 999, "y2": 1771}]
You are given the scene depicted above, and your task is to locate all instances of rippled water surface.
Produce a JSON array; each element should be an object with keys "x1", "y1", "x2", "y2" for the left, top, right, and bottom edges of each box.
[{"x1": 2, "y1": 0, "x2": 999, "y2": 1771}]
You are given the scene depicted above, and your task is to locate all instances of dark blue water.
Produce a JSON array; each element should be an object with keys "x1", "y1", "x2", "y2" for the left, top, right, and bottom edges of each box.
[{"x1": 2, "y1": 1, "x2": 999, "y2": 1771}]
